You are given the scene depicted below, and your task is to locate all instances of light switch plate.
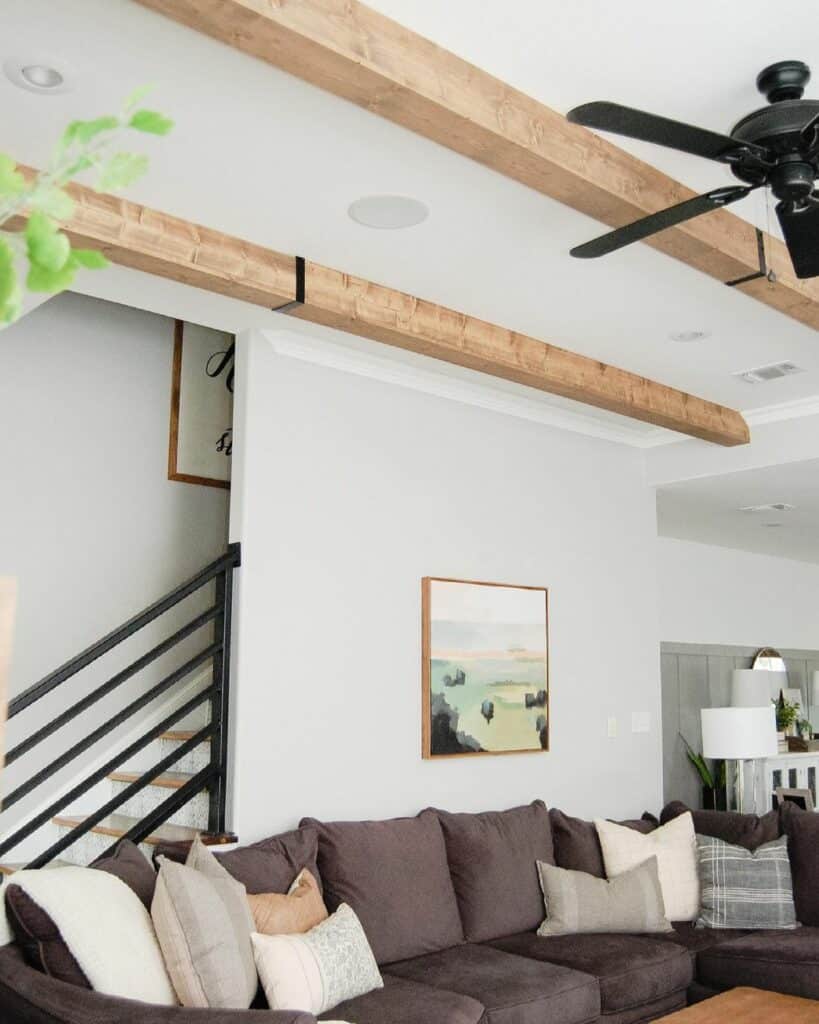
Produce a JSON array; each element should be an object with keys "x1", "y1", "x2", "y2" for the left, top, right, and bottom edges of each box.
[
  {"x1": 631, "y1": 711, "x2": 651, "y2": 734},
  {"x1": 607, "y1": 716, "x2": 618, "y2": 738}
]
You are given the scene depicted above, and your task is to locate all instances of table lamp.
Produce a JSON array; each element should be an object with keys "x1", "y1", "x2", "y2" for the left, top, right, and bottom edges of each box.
[{"x1": 701, "y1": 706, "x2": 778, "y2": 812}]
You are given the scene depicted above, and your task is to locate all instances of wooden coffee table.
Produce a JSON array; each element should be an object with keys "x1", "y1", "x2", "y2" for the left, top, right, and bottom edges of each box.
[{"x1": 661, "y1": 988, "x2": 819, "y2": 1022}]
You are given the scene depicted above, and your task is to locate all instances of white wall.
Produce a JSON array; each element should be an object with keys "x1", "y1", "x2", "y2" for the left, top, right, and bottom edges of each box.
[
  {"x1": 229, "y1": 330, "x2": 664, "y2": 841},
  {"x1": 1, "y1": 293, "x2": 229, "y2": 831},
  {"x1": 658, "y1": 536, "x2": 819, "y2": 649}
]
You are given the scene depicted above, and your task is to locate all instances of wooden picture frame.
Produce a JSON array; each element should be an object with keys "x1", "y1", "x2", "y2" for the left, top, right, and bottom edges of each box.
[
  {"x1": 168, "y1": 320, "x2": 233, "y2": 489},
  {"x1": 775, "y1": 787, "x2": 815, "y2": 812},
  {"x1": 422, "y1": 577, "x2": 550, "y2": 759}
]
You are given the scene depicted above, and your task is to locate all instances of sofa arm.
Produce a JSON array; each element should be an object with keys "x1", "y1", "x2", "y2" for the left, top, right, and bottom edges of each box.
[{"x1": 0, "y1": 945, "x2": 317, "y2": 1024}]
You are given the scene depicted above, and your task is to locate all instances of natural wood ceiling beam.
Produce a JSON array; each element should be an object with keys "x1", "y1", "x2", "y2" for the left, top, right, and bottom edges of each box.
[
  {"x1": 7, "y1": 167, "x2": 749, "y2": 445},
  {"x1": 134, "y1": 0, "x2": 819, "y2": 332}
]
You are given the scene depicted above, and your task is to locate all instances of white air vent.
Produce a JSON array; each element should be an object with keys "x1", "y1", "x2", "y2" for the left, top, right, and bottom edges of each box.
[
  {"x1": 739, "y1": 502, "x2": 795, "y2": 513},
  {"x1": 733, "y1": 361, "x2": 805, "y2": 384}
]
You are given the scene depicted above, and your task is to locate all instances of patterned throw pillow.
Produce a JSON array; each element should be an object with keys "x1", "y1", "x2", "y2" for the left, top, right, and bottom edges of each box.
[
  {"x1": 251, "y1": 903, "x2": 382, "y2": 1014},
  {"x1": 696, "y1": 834, "x2": 797, "y2": 930}
]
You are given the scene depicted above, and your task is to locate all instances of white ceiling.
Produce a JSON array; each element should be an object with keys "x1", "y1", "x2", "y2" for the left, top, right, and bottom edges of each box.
[
  {"x1": 658, "y1": 459, "x2": 819, "y2": 563},
  {"x1": 3, "y1": 0, "x2": 819, "y2": 436}
]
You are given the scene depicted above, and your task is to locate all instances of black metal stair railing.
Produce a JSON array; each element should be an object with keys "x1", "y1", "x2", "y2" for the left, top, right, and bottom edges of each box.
[{"x1": 0, "y1": 543, "x2": 240, "y2": 868}]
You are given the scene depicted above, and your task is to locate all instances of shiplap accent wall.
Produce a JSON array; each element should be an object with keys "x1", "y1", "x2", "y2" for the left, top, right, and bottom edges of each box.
[{"x1": 661, "y1": 642, "x2": 819, "y2": 808}]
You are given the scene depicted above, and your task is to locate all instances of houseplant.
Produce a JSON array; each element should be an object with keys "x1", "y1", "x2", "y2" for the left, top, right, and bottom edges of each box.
[
  {"x1": 0, "y1": 87, "x2": 172, "y2": 326},
  {"x1": 680, "y1": 734, "x2": 727, "y2": 811}
]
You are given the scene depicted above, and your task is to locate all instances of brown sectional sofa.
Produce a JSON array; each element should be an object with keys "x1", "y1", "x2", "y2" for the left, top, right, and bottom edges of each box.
[{"x1": 1, "y1": 800, "x2": 817, "y2": 1024}]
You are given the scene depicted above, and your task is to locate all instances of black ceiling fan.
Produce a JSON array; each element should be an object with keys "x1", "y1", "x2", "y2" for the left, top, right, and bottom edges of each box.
[{"x1": 567, "y1": 60, "x2": 819, "y2": 278}]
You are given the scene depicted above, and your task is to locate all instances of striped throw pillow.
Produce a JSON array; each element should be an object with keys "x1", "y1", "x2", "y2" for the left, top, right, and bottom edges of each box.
[{"x1": 696, "y1": 834, "x2": 797, "y2": 930}]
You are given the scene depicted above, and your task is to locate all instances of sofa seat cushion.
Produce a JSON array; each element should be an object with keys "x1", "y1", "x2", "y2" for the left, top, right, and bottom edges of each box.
[
  {"x1": 386, "y1": 942, "x2": 599, "y2": 1024},
  {"x1": 301, "y1": 811, "x2": 464, "y2": 965},
  {"x1": 489, "y1": 931, "x2": 692, "y2": 1016},
  {"x1": 697, "y1": 928, "x2": 819, "y2": 1000},
  {"x1": 666, "y1": 922, "x2": 753, "y2": 963},
  {"x1": 317, "y1": 974, "x2": 485, "y2": 1024},
  {"x1": 433, "y1": 801, "x2": 555, "y2": 941}
]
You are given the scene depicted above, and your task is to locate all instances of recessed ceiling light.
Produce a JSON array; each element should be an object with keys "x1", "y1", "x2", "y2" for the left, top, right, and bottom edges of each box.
[
  {"x1": 21, "y1": 65, "x2": 64, "y2": 89},
  {"x1": 3, "y1": 57, "x2": 74, "y2": 94},
  {"x1": 348, "y1": 195, "x2": 429, "y2": 230},
  {"x1": 739, "y1": 502, "x2": 795, "y2": 513},
  {"x1": 669, "y1": 329, "x2": 710, "y2": 343}
]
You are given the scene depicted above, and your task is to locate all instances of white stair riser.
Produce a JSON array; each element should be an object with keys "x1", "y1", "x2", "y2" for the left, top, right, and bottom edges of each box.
[
  {"x1": 121, "y1": 738, "x2": 211, "y2": 775},
  {"x1": 109, "y1": 780, "x2": 210, "y2": 830}
]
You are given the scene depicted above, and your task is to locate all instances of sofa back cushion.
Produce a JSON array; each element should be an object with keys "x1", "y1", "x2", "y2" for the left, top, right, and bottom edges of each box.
[
  {"x1": 217, "y1": 827, "x2": 321, "y2": 895},
  {"x1": 782, "y1": 804, "x2": 819, "y2": 925},
  {"x1": 660, "y1": 800, "x2": 781, "y2": 851},
  {"x1": 550, "y1": 808, "x2": 657, "y2": 877},
  {"x1": 300, "y1": 810, "x2": 463, "y2": 964},
  {"x1": 433, "y1": 801, "x2": 555, "y2": 941}
]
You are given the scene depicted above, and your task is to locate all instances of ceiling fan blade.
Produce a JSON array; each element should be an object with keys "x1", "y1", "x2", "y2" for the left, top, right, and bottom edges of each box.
[
  {"x1": 571, "y1": 186, "x2": 754, "y2": 259},
  {"x1": 777, "y1": 199, "x2": 819, "y2": 279},
  {"x1": 568, "y1": 101, "x2": 770, "y2": 165}
]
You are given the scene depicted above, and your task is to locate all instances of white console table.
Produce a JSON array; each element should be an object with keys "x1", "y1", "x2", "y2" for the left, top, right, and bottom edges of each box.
[{"x1": 749, "y1": 752, "x2": 819, "y2": 814}]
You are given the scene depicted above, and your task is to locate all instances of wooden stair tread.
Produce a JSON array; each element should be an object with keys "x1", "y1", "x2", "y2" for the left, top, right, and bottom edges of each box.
[
  {"x1": 0, "y1": 860, "x2": 71, "y2": 876},
  {"x1": 108, "y1": 770, "x2": 195, "y2": 789},
  {"x1": 52, "y1": 814, "x2": 201, "y2": 846},
  {"x1": 159, "y1": 730, "x2": 210, "y2": 742}
]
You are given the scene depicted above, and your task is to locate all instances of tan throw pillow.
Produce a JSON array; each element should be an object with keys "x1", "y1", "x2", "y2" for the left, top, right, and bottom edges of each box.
[
  {"x1": 248, "y1": 868, "x2": 328, "y2": 935},
  {"x1": 595, "y1": 811, "x2": 700, "y2": 922},
  {"x1": 252, "y1": 903, "x2": 382, "y2": 1014},
  {"x1": 537, "y1": 857, "x2": 673, "y2": 936},
  {"x1": 151, "y1": 838, "x2": 257, "y2": 1009}
]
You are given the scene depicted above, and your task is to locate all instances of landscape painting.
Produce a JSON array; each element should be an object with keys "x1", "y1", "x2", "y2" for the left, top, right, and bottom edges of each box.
[{"x1": 422, "y1": 578, "x2": 549, "y2": 758}]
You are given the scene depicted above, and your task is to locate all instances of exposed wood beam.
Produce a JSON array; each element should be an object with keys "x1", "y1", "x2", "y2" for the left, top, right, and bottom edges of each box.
[
  {"x1": 7, "y1": 167, "x2": 749, "y2": 445},
  {"x1": 134, "y1": 0, "x2": 819, "y2": 332}
]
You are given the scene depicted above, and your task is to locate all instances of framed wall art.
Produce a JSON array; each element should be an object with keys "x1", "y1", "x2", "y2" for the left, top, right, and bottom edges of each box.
[
  {"x1": 168, "y1": 319, "x2": 234, "y2": 489},
  {"x1": 422, "y1": 577, "x2": 549, "y2": 759}
]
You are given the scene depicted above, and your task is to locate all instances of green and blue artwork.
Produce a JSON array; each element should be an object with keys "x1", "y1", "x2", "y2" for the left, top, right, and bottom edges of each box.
[{"x1": 422, "y1": 578, "x2": 549, "y2": 758}]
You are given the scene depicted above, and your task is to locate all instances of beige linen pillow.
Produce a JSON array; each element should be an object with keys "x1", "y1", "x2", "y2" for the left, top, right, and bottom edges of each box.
[
  {"x1": 537, "y1": 857, "x2": 673, "y2": 936},
  {"x1": 151, "y1": 838, "x2": 257, "y2": 1008},
  {"x1": 252, "y1": 903, "x2": 382, "y2": 1015},
  {"x1": 248, "y1": 868, "x2": 328, "y2": 935},
  {"x1": 595, "y1": 811, "x2": 699, "y2": 921}
]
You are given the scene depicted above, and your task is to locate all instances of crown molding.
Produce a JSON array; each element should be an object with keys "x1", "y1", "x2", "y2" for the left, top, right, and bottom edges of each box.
[{"x1": 260, "y1": 327, "x2": 678, "y2": 448}]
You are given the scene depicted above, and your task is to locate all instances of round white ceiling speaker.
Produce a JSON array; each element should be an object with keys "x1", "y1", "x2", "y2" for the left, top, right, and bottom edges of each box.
[{"x1": 347, "y1": 194, "x2": 429, "y2": 230}]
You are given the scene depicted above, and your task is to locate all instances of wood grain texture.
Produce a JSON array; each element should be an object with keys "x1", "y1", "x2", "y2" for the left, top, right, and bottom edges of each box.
[
  {"x1": 6, "y1": 167, "x2": 749, "y2": 444},
  {"x1": 134, "y1": 0, "x2": 819, "y2": 331},
  {"x1": 659, "y1": 987, "x2": 819, "y2": 1023}
]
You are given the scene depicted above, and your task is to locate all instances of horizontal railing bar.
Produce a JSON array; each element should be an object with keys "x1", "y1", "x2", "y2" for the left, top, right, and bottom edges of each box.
[
  {"x1": 6, "y1": 606, "x2": 219, "y2": 768},
  {"x1": 2, "y1": 642, "x2": 221, "y2": 811},
  {"x1": 0, "y1": 688, "x2": 217, "y2": 859},
  {"x1": 115, "y1": 765, "x2": 216, "y2": 850},
  {"x1": 25, "y1": 744, "x2": 217, "y2": 869},
  {"x1": 9, "y1": 545, "x2": 240, "y2": 720}
]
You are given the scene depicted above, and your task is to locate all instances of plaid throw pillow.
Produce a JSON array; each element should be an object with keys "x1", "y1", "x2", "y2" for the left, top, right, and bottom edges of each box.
[{"x1": 696, "y1": 834, "x2": 797, "y2": 930}]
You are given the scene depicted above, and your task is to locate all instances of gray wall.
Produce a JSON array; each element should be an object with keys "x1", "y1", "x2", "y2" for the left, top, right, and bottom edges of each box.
[{"x1": 661, "y1": 641, "x2": 819, "y2": 808}]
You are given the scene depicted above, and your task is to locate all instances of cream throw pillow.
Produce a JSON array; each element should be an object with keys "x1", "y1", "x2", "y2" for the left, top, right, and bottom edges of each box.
[
  {"x1": 252, "y1": 903, "x2": 382, "y2": 1015},
  {"x1": 595, "y1": 812, "x2": 700, "y2": 921},
  {"x1": 151, "y1": 838, "x2": 257, "y2": 1009}
]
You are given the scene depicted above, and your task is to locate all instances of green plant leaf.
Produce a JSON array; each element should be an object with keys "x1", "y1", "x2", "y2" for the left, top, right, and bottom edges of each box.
[
  {"x1": 128, "y1": 109, "x2": 174, "y2": 135},
  {"x1": 96, "y1": 152, "x2": 149, "y2": 192},
  {"x1": 25, "y1": 211, "x2": 71, "y2": 272},
  {"x1": 0, "y1": 154, "x2": 25, "y2": 198},
  {"x1": 26, "y1": 253, "x2": 78, "y2": 293},
  {"x1": 72, "y1": 248, "x2": 109, "y2": 269},
  {"x1": 35, "y1": 185, "x2": 75, "y2": 221},
  {"x1": 62, "y1": 116, "x2": 120, "y2": 147},
  {"x1": 123, "y1": 84, "x2": 154, "y2": 111},
  {"x1": 0, "y1": 237, "x2": 21, "y2": 324}
]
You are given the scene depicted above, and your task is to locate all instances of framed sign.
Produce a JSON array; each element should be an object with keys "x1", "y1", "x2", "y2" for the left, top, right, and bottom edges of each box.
[
  {"x1": 422, "y1": 577, "x2": 550, "y2": 759},
  {"x1": 168, "y1": 320, "x2": 234, "y2": 488}
]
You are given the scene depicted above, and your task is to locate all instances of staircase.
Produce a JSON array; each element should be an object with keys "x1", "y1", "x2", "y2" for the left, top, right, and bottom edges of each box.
[{"x1": 0, "y1": 545, "x2": 240, "y2": 872}]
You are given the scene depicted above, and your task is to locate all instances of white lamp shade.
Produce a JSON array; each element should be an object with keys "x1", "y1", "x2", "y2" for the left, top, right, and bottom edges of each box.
[
  {"x1": 701, "y1": 706, "x2": 778, "y2": 760},
  {"x1": 731, "y1": 669, "x2": 776, "y2": 707}
]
